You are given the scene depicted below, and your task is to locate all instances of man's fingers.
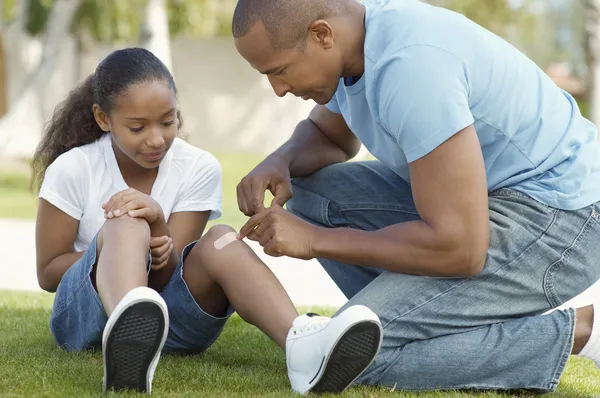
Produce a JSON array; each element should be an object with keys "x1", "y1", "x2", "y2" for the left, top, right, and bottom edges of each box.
[
  {"x1": 246, "y1": 230, "x2": 260, "y2": 242},
  {"x1": 236, "y1": 183, "x2": 249, "y2": 215},
  {"x1": 238, "y1": 210, "x2": 269, "y2": 239},
  {"x1": 258, "y1": 228, "x2": 275, "y2": 248},
  {"x1": 263, "y1": 238, "x2": 283, "y2": 257},
  {"x1": 270, "y1": 183, "x2": 293, "y2": 208},
  {"x1": 248, "y1": 180, "x2": 267, "y2": 215}
]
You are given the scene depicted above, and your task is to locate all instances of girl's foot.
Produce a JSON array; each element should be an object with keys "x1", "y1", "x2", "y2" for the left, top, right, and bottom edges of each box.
[{"x1": 102, "y1": 287, "x2": 169, "y2": 394}]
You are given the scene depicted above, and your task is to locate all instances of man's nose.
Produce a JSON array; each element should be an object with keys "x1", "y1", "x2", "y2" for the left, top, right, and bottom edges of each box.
[{"x1": 268, "y1": 75, "x2": 291, "y2": 97}]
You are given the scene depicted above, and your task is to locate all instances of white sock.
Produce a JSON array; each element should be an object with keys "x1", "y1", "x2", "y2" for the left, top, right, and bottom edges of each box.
[{"x1": 578, "y1": 303, "x2": 600, "y2": 368}]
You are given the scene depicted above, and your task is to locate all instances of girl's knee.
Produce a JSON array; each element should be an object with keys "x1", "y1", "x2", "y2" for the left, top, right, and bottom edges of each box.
[
  {"x1": 97, "y1": 215, "x2": 150, "y2": 252},
  {"x1": 186, "y1": 225, "x2": 238, "y2": 271}
]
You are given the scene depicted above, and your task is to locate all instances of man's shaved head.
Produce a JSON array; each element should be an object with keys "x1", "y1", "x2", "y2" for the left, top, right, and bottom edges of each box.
[{"x1": 232, "y1": 0, "x2": 349, "y2": 50}]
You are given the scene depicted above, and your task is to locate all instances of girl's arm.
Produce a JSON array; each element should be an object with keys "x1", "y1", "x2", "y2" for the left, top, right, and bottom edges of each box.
[
  {"x1": 35, "y1": 199, "x2": 82, "y2": 292},
  {"x1": 148, "y1": 210, "x2": 211, "y2": 290}
]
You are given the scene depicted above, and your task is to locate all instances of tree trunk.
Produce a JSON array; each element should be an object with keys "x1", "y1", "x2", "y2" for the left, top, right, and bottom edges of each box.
[
  {"x1": 139, "y1": 0, "x2": 172, "y2": 73},
  {"x1": 0, "y1": 34, "x2": 6, "y2": 117},
  {"x1": 0, "y1": 0, "x2": 81, "y2": 158},
  {"x1": 586, "y1": 0, "x2": 600, "y2": 126}
]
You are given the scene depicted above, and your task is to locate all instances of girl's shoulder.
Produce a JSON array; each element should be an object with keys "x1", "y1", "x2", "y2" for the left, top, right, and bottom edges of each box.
[
  {"x1": 169, "y1": 138, "x2": 221, "y2": 172},
  {"x1": 49, "y1": 137, "x2": 104, "y2": 174}
]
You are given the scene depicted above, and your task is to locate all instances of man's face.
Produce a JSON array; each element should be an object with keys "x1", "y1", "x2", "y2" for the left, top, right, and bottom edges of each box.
[{"x1": 235, "y1": 21, "x2": 342, "y2": 105}]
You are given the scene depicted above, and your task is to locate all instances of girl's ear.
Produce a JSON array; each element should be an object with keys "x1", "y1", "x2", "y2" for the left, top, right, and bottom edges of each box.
[{"x1": 93, "y1": 104, "x2": 111, "y2": 132}]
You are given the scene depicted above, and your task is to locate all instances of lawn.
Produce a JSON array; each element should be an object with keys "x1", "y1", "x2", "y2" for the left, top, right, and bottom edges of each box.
[
  {"x1": 1, "y1": 290, "x2": 599, "y2": 398},
  {"x1": 0, "y1": 152, "x2": 270, "y2": 230},
  {"x1": 2, "y1": 154, "x2": 600, "y2": 397}
]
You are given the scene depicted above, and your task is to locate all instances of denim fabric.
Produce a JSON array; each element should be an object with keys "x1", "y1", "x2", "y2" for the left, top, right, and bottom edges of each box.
[
  {"x1": 50, "y1": 238, "x2": 234, "y2": 355},
  {"x1": 287, "y1": 160, "x2": 600, "y2": 392}
]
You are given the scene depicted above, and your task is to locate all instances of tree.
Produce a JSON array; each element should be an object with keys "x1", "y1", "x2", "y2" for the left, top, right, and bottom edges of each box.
[
  {"x1": 585, "y1": 0, "x2": 600, "y2": 125},
  {"x1": 141, "y1": 0, "x2": 172, "y2": 71},
  {"x1": 0, "y1": 0, "x2": 81, "y2": 157}
]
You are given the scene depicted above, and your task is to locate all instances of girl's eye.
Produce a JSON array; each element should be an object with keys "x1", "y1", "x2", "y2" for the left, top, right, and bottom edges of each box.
[
  {"x1": 129, "y1": 126, "x2": 144, "y2": 133},
  {"x1": 163, "y1": 120, "x2": 175, "y2": 127}
]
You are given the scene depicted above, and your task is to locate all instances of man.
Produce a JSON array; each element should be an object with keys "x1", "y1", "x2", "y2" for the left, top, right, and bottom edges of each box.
[{"x1": 232, "y1": 0, "x2": 600, "y2": 393}]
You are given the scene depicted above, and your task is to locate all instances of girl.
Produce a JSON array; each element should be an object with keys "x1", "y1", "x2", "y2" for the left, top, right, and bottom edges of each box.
[{"x1": 32, "y1": 48, "x2": 382, "y2": 395}]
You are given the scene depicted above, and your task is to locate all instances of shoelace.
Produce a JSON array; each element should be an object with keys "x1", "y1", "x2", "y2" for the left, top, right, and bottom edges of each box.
[{"x1": 297, "y1": 317, "x2": 329, "y2": 334}]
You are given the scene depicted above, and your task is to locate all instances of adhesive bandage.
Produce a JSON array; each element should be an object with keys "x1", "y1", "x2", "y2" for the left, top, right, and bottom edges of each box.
[{"x1": 214, "y1": 231, "x2": 239, "y2": 250}]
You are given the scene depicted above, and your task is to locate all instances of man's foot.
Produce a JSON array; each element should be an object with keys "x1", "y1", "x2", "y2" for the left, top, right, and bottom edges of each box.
[
  {"x1": 286, "y1": 305, "x2": 382, "y2": 395},
  {"x1": 102, "y1": 287, "x2": 169, "y2": 394}
]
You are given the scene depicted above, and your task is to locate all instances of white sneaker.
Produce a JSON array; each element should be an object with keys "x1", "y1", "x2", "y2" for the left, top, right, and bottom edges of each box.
[
  {"x1": 102, "y1": 286, "x2": 169, "y2": 394},
  {"x1": 286, "y1": 305, "x2": 383, "y2": 395}
]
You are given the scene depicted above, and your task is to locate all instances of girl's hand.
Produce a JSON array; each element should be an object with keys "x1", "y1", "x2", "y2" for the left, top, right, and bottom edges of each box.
[
  {"x1": 149, "y1": 235, "x2": 174, "y2": 271},
  {"x1": 102, "y1": 188, "x2": 164, "y2": 225}
]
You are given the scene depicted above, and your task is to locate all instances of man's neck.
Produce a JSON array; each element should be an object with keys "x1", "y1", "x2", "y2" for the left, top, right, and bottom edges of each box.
[{"x1": 340, "y1": 2, "x2": 366, "y2": 78}]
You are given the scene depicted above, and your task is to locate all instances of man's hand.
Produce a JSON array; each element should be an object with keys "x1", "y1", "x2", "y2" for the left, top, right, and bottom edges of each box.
[
  {"x1": 238, "y1": 205, "x2": 321, "y2": 259},
  {"x1": 149, "y1": 235, "x2": 174, "y2": 271},
  {"x1": 102, "y1": 188, "x2": 164, "y2": 225},
  {"x1": 237, "y1": 156, "x2": 293, "y2": 217}
]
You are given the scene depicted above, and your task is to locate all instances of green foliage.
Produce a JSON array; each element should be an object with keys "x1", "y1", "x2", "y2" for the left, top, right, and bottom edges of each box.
[
  {"x1": 71, "y1": 0, "x2": 146, "y2": 42},
  {"x1": 19, "y1": 0, "x2": 235, "y2": 41},
  {"x1": 167, "y1": 0, "x2": 234, "y2": 38},
  {"x1": 2, "y1": 0, "x2": 17, "y2": 25},
  {"x1": 426, "y1": 0, "x2": 533, "y2": 38},
  {"x1": 25, "y1": 0, "x2": 51, "y2": 35}
]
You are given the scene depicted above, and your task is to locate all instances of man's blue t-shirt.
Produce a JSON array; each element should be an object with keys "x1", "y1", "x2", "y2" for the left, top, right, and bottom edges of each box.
[{"x1": 326, "y1": 0, "x2": 600, "y2": 210}]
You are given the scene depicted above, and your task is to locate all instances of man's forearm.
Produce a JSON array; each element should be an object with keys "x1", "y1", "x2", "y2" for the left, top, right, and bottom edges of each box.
[
  {"x1": 273, "y1": 119, "x2": 352, "y2": 178},
  {"x1": 311, "y1": 221, "x2": 487, "y2": 277}
]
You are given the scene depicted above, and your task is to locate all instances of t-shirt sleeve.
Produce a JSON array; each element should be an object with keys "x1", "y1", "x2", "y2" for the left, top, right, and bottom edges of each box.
[
  {"x1": 375, "y1": 46, "x2": 474, "y2": 163},
  {"x1": 172, "y1": 153, "x2": 222, "y2": 220},
  {"x1": 38, "y1": 149, "x2": 89, "y2": 220}
]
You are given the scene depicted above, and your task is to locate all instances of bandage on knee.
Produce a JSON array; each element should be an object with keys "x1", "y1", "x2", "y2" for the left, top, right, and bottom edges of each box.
[{"x1": 214, "y1": 231, "x2": 239, "y2": 250}]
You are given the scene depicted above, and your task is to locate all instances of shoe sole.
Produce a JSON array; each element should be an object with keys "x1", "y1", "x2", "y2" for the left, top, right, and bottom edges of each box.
[
  {"x1": 310, "y1": 321, "x2": 382, "y2": 394},
  {"x1": 103, "y1": 301, "x2": 166, "y2": 393}
]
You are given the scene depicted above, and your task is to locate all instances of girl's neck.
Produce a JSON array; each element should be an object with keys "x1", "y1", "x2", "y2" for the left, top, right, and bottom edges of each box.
[{"x1": 112, "y1": 142, "x2": 158, "y2": 195}]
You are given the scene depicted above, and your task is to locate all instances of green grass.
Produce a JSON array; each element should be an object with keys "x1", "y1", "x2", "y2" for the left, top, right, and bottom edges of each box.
[
  {"x1": 0, "y1": 153, "x2": 270, "y2": 229},
  {"x1": 1, "y1": 290, "x2": 599, "y2": 397}
]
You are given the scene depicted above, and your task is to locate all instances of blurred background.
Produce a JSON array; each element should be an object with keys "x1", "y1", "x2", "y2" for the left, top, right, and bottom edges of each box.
[{"x1": 0, "y1": 0, "x2": 594, "y2": 229}]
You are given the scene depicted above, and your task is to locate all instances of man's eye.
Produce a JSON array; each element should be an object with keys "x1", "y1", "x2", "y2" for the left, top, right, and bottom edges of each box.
[{"x1": 163, "y1": 120, "x2": 175, "y2": 126}]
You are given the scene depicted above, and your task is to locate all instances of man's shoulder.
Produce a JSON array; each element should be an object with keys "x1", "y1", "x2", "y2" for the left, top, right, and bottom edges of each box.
[{"x1": 364, "y1": 0, "x2": 479, "y2": 63}]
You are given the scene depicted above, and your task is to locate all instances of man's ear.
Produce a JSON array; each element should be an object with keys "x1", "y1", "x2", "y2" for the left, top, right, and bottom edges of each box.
[
  {"x1": 93, "y1": 104, "x2": 111, "y2": 132},
  {"x1": 309, "y1": 20, "x2": 334, "y2": 50}
]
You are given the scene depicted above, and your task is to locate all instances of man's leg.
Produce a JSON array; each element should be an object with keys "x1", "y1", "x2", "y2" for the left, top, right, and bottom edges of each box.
[
  {"x1": 287, "y1": 161, "x2": 600, "y2": 391},
  {"x1": 287, "y1": 161, "x2": 420, "y2": 298}
]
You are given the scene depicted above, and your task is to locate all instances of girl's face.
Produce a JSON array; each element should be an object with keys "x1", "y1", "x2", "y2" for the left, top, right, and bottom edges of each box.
[{"x1": 94, "y1": 80, "x2": 178, "y2": 170}]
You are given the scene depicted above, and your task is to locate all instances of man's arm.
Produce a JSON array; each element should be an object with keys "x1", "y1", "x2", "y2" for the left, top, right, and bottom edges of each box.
[
  {"x1": 269, "y1": 105, "x2": 361, "y2": 178},
  {"x1": 311, "y1": 124, "x2": 490, "y2": 277}
]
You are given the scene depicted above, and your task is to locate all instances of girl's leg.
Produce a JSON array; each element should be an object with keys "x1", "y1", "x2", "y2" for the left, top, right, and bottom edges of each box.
[
  {"x1": 94, "y1": 215, "x2": 168, "y2": 394},
  {"x1": 177, "y1": 224, "x2": 382, "y2": 395},
  {"x1": 94, "y1": 215, "x2": 150, "y2": 315},
  {"x1": 182, "y1": 224, "x2": 297, "y2": 349}
]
